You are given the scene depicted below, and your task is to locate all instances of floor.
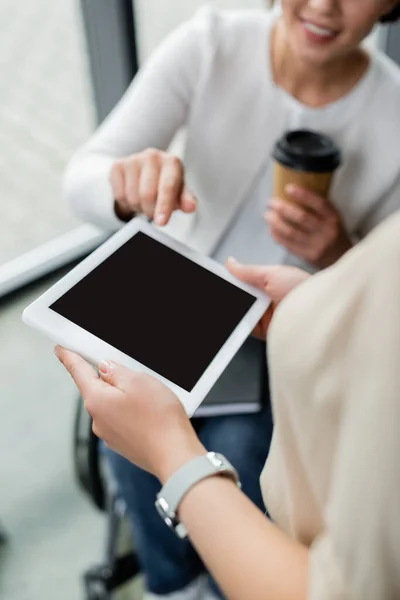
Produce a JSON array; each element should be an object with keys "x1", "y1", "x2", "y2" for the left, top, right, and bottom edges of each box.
[
  {"x1": 0, "y1": 1, "x2": 106, "y2": 596},
  {"x1": 0, "y1": 274, "x2": 106, "y2": 600}
]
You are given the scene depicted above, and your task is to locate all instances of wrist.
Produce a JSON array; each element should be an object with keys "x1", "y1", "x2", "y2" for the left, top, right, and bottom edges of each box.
[
  {"x1": 316, "y1": 233, "x2": 353, "y2": 269},
  {"x1": 158, "y1": 438, "x2": 207, "y2": 485},
  {"x1": 329, "y1": 234, "x2": 353, "y2": 266},
  {"x1": 155, "y1": 451, "x2": 241, "y2": 539},
  {"x1": 114, "y1": 199, "x2": 135, "y2": 223}
]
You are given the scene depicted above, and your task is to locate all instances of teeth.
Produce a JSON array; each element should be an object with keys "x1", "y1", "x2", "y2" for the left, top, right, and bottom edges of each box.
[{"x1": 304, "y1": 22, "x2": 335, "y2": 37}]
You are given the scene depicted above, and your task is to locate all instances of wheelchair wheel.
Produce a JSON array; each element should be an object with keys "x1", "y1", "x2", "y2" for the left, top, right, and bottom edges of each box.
[
  {"x1": 84, "y1": 565, "x2": 113, "y2": 600},
  {"x1": 0, "y1": 523, "x2": 7, "y2": 546},
  {"x1": 73, "y1": 395, "x2": 106, "y2": 511}
]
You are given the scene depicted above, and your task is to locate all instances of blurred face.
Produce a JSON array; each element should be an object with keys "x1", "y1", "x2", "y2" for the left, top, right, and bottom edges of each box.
[{"x1": 280, "y1": 0, "x2": 396, "y2": 65}]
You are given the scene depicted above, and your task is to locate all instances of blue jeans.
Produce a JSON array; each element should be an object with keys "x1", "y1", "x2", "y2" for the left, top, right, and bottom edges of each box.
[{"x1": 104, "y1": 399, "x2": 274, "y2": 597}]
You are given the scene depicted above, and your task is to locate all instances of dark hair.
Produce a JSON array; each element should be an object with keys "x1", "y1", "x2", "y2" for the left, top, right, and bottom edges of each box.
[
  {"x1": 380, "y1": 2, "x2": 400, "y2": 22},
  {"x1": 267, "y1": 1, "x2": 400, "y2": 24}
]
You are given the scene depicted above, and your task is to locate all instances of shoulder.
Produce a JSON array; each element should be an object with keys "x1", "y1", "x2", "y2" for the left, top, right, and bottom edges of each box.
[
  {"x1": 366, "y1": 50, "x2": 400, "y2": 174},
  {"x1": 367, "y1": 48, "x2": 400, "y2": 110},
  {"x1": 186, "y1": 5, "x2": 273, "y2": 32},
  {"x1": 177, "y1": 5, "x2": 274, "y2": 59},
  {"x1": 354, "y1": 48, "x2": 400, "y2": 184},
  {"x1": 135, "y1": 6, "x2": 274, "y2": 99},
  {"x1": 373, "y1": 48, "x2": 400, "y2": 85}
]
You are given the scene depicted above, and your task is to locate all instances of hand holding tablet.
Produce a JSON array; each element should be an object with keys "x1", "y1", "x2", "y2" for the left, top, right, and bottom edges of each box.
[{"x1": 23, "y1": 218, "x2": 270, "y2": 416}]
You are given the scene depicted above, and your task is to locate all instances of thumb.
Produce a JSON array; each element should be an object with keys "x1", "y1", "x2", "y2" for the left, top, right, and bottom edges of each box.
[
  {"x1": 55, "y1": 346, "x2": 105, "y2": 397},
  {"x1": 98, "y1": 360, "x2": 138, "y2": 392},
  {"x1": 226, "y1": 257, "x2": 270, "y2": 291}
]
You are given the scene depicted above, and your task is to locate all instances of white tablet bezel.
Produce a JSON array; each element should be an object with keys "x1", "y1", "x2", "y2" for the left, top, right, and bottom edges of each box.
[{"x1": 23, "y1": 218, "x2": 270, "y2": 416}]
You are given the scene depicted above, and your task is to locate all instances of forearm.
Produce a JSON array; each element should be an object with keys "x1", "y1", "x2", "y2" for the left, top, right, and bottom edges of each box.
[
  {"x1": 177, "y1": 474, "x2": 309, "y2": 600},
  {"x1": 64, "y1": 18, "x2": 201, "y2": 230}
]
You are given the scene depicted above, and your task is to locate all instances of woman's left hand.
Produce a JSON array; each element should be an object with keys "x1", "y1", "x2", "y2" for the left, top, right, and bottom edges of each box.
[
  {"x1": 55, "y1": 347, "x2": 205, "y2": 483},
  {"x1": 266, "y1": 184, "x2": 353, "y2": 268}
]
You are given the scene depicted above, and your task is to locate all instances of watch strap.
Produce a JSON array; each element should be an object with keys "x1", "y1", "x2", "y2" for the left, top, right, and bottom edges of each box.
[{"x1": 155, "y1": 452, "x2": 240, "y2": 538}]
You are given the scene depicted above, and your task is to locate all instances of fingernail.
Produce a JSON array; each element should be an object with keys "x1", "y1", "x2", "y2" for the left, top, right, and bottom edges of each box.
[
  {"x1": 99, "y1": 360, "x2": 116, "y2": 374},
  {"x1": 182, "y1": 193, "x2": 197, "y2": 212},
  {"x1": 155, "y1": 213, "x2": 166, "y2": 226},
  {"x1": 228, "y1": 256, "x2": 239, "y2": 264},
  {"x1": 54, "y1": 346, "x2": 60, "y2": 358}
]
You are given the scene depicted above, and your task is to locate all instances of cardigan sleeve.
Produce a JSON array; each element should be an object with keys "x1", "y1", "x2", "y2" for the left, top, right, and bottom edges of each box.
[{"x1": 63, "y1": 7, "x2": 217, "y2": 232}]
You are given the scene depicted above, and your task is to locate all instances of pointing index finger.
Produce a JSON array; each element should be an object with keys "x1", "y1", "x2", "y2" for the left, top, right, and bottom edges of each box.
[{"x1": 154, "y1": 158, "x2": 184, "y2": 226}]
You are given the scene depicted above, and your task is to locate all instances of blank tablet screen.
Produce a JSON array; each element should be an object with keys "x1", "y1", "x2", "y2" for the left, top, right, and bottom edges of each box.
[{"x1": 50, "y1": 232, "x2": 256, "y2": 392}]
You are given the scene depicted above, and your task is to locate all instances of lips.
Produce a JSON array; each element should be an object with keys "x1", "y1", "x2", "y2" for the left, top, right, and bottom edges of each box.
[{"x1": 302, "y1": 20, "x2": 338, "y2": 41}]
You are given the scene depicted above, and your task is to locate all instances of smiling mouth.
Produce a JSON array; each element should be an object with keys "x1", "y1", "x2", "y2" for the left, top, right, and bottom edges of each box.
[{"x1": 302, "y1": 20, "x2": 339, "y2": 39}]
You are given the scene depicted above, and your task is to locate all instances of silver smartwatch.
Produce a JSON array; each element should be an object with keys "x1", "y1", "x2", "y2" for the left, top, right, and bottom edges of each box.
[{"x1": 155, "y1": 452, "x2": 241, "y2": 539}]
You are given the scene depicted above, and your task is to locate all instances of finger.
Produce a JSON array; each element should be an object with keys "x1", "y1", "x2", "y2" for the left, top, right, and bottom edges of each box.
[
  {"x1": 98, "y1": 360, "x2": 138, "y2": 393},
  {"x1": 139, "y1": 153, "x2": 161, "y2": 219},
  {"x1": 125, "y1": 159, "x2": 142, "y2": 211},
  {"x1": 55, "y1": 346, "x2": 105, "y2": 397},
  {"x1": 179, "y1": 187, "x2": 197, "y2": 214},
  {"x1": 268, "y1": 226, "x2": 310, "y2": 259},
  {"x1": 285, "y1": 184, "x2": 332, "y2": 218},
  {"x1": 110, "y1": 162, "x2": 126, "y2": 204},
  {"x1": 251, "y1": 321, "x2": 266, "y2": 341},
  {"x1": 226, "y1": 257, "x2": 269, "y2": 290},
  {"x1": 154, "y1": 157, "x2": 184, "y2": 226},
  {"x1": 270, "y1": 197, "x2": 320, "y2": 233},
  {"x1": 265, "y1": 210, "x2": 308, "y2": 246}
]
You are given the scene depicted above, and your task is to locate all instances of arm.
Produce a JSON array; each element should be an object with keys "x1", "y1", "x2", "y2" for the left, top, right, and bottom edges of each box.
[
  {"x1": 56, "y1": 349, "x2": 309, "y2": 600},
  {"x1": 55, "y1": 221, "x2": 400, "y2": 599},
  {"x1": 54, "y1": 264, "x2": 311, "y2": 599},
  {"x1": 176, "y1": 472, "x2": 309, "y2": 600},
  {"x1": 64, "y1": 11, "x2": 209, "y2": 231},
  {"x1": 154, "y1": 256, "x2": 310, "y2": 600}
]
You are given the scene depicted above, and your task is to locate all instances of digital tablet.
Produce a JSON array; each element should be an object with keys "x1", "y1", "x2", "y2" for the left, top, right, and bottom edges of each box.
[{"x1": 23, "y1": 218, "x2": 270, "y2": 416}]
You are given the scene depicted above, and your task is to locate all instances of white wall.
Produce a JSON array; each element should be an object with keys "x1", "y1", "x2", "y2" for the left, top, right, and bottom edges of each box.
[{"x1": 135, "y1": 0, "x2": 266, "y2": 59}]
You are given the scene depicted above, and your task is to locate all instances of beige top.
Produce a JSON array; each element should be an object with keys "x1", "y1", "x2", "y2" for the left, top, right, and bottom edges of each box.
[{"x1": 261, "y1": 212, "x2": 400, "y2": 600}]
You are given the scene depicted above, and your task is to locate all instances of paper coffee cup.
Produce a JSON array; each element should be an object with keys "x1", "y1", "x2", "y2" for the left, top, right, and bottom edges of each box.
[{"x1": 272, "y1": 130, "x2": 341, "y2": 202}]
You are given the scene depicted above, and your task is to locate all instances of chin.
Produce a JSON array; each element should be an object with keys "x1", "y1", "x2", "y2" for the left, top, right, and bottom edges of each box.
[
  {"x1": 291, "y1": 31, "x2": 341, "y2": 66},
  {"x1": 288, "y1": 19, "x2": 344, "y2": 66},
  {"x1": 297, "y1": 46, "x2": 338, "y2": 66}
]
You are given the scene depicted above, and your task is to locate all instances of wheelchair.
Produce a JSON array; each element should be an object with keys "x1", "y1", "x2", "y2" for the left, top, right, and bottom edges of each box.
[
  {"x1": 73, "y1": 396, "x2": 141, "y2": 600},
  {"x1": 0, "y1": 522, "x2": 7, "y2": 546}
]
